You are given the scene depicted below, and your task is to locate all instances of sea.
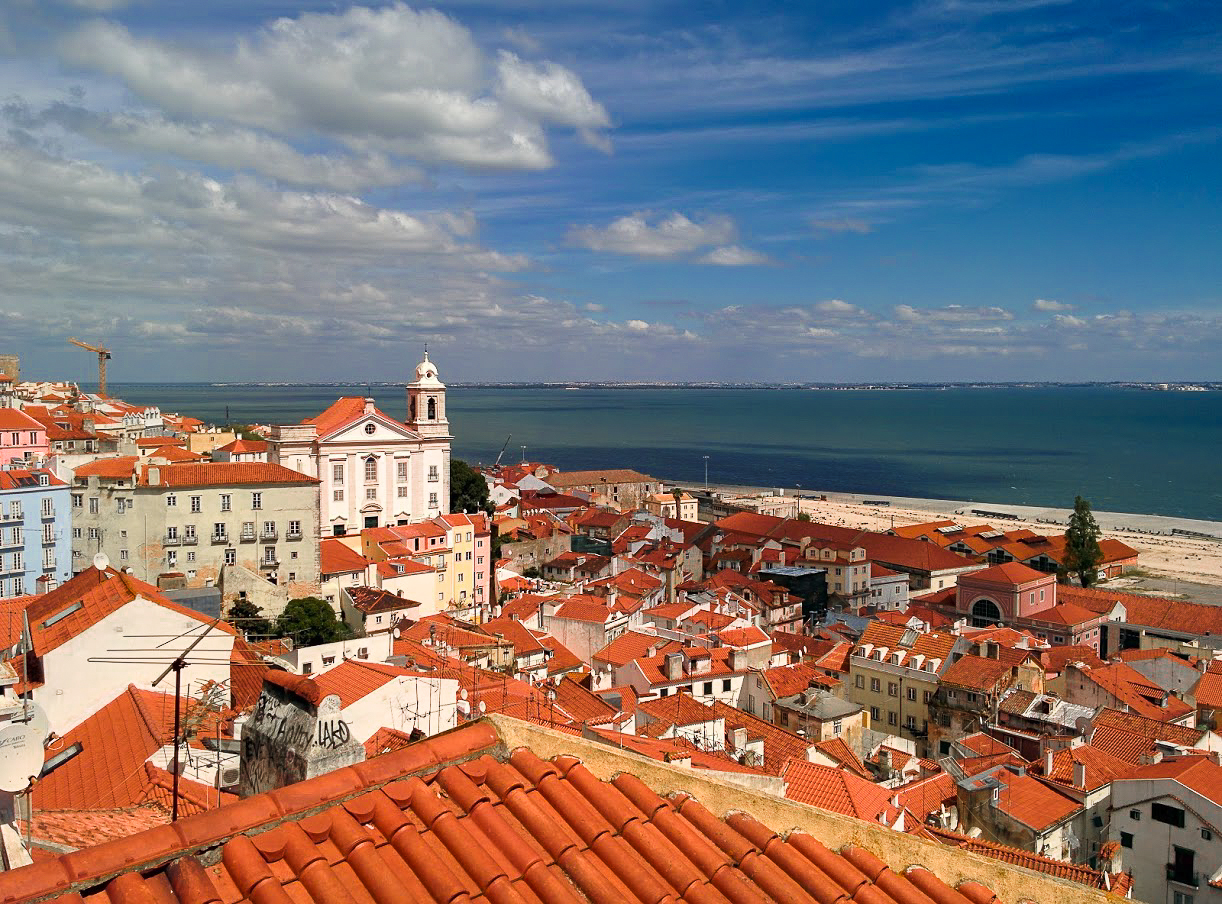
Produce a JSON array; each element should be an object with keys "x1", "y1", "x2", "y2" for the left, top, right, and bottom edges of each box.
[{"x1": 104, "y1": 384, "x2": 1222, "y2": 522}]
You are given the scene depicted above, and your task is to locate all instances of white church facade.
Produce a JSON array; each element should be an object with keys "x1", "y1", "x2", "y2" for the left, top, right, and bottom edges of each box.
[{"x1": 269, "y1": 353, "x2": 453, "y2": 537}]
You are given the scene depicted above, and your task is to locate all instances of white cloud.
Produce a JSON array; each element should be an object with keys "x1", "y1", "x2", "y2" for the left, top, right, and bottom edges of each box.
[
  {"x1": 626, "y1": 319, "x2": 650, "y2": 330},
  {"x1": 810, "y1": 217, "x2": 873, "y2": 236},
  {"x1": 815, "y1": 299, "x2": 863, "y2": 315},
  {"x1": 894, "y1": 303, "x2": 1014, "y2": 322},
  {"x1": 1033, "y1": 298, "x2": 1073, "y2": 312},
  {"x1": 568, "y1": 211, "x2": 737, "y2": 257},
  {"x1": 699, "y1": 245, "x2": 772, "y2": 266},
  {"x1": 56, "y1": 4, "x2": 605, "y2": 171},
  {"x1": 1053, "y1": 313, "x2": 1087, "y2": 327}
]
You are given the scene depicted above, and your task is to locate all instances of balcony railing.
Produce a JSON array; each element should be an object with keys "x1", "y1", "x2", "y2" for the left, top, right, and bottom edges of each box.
[
  {"x1": 211, "y1": 533, "x2": 229, "y2": 545},
  {"x1": 181, "y1": 535, "x2": 198, "y2": 546},
  {"x1": 239, "y1": 530, "x2": 256, "y2": 543},
  {"x1": 1166, "y1": 866, "x2": 1199, "y2": 887},
  {"x1": 260, "y1": 529, "x2": 278, "y2": 541},
  {"x1": 164, "y1": 535, "x2": 181, "y2": 546},
  {"x1": 261, "y1": 556, "x2": 279, "y2": 568},
  {"x1": 286, "y1": 530, "x2": 303, "y2": 541}
]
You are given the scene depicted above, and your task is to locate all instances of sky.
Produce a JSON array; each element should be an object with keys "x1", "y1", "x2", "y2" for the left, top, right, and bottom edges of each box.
[{"x1": 1, "y1": 0, "x2": 1220, "y2": 384}]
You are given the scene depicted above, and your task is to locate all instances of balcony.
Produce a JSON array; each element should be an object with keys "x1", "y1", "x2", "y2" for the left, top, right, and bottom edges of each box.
[
  {"x1": 211, "y1": 533, "x2": 229, "y2": 545},
  {"x1": 286, "y1": 530, "x2": 303, "y2": 541},
  {"x1": 181, "y1": 535, "x2": 198, "y2": 546},
  {"x1": 239, "y1": 530, "x2": 256, "y2": 543},
  {"x1": 40, "y1": 508, "x2": 55, "y2": 520},
  {"x1": 41, "y1": 534, "x2": 55, "y2": 547},
  {"x1": 260, "y1": 556, "x2": 279, "y2": 568},
  {"x1": 1166, "y1": 866, "x2": 1199, "y2": 887},
  {"x1": 163, "y1": 535, "x2": 181, "y2": 546},
  {"x1": 260, "y1": 528, "x2": 278, "y2": 542}
]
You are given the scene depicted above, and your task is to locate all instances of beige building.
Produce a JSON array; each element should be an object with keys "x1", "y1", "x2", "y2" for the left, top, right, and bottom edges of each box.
[
  {"x1": 544, "y1": 468, "x2": 661, "y2": 511},
  {"x1": 71, "y1": 460, "x2": 320, "y2": 596},
  {"x1": 643, "y1": 491, "x2": 698, "y2": 521}
]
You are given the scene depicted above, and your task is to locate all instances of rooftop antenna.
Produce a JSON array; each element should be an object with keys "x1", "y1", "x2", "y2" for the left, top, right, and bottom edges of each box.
[
  {"x1": 521, "y1": 445, "x2": 526, "y2": 465},
  {"x1": 151, "y1": 617, "x2": 222, "y2": 822}
]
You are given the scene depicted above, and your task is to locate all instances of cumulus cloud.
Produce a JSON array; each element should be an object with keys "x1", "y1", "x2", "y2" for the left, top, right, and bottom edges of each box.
[
  {"x1": 56, "y1": 4, "x2": 606, "y2": 170},
  {"x1": 1053, "y1": 313, "x2": 1087, "y2": 327},
  {"x1": 1033, "y1": 298, "x2": 1073, "y2": 312},
  {"x1": 568, "y1": 211, "x2": 737, "y2": 257},
  {"x1": 815, "y1": 299, "x2": 864, "y2": 316},
  {"x1": 894, "y1": 303, "x2": 1014, "y2": 322},
  {"x1": 699, "y1": 245, "x2": 772, "y2": 266}
]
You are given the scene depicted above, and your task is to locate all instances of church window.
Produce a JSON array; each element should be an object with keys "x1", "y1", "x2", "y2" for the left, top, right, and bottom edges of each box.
[
  {"x1": 427, "y1": 397, "x2": 436, "y2": 420},
  {"x1": 409, "y1": 397, "x2": 416, "y2": 420},
  {"x1": 364, "y1": 457, "x2": 377, "y2": 482},
  {"x1": 397, "y1": 461, "x2": 408, "y2": 481},
  {"x1": 332, "y1": 463, "x2": 344, "y2": 483},
  {"x1": 364, "y1": 423, "x2": 376, "y2": 435}
]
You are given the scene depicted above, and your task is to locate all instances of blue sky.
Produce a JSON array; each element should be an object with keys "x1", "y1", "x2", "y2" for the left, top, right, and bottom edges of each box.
[{"x1": 1, "y1": 0, "x2": 1219, "y2": 382}]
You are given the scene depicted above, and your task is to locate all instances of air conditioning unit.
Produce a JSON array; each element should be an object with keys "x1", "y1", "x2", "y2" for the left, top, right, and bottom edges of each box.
[{"x1": 217, "y1": 766, "x2": 241, "y2": 788}]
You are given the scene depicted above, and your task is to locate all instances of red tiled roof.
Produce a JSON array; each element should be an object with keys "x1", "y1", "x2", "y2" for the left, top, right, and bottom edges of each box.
[
  {"x1": 1041, "y1": 645, "x2": 1105, "y2": 674},
  {"x1": 215, "y1": 437, "x2": 268, "y2": 454},
  {"x1": 550, "y1": 675, "x2": 621, "y2": 725},
  {"x1": 712, "y1": 699, "x2": 812, "y2": 776},
  {"x1": 1037, "y1": 744, "x2": 1137, "y2": 790},
  {"x1": 482, "y1": 616, "x2": 547, "y2": 656},
  {"x1": 0, "y1": 408, "x2": 44, "y2": 430},
  {"x1": 897, "y1": 773, "x2": 957, "y2": 820},
  {"x1": 303, "y1": 396, "x2": 398, "y2": 436},
  {"x1": 991, "y1": 768, "x2": 1080, "y2": 830},
  {"x1": 73, "y1": 456, "x2": 138, "y2": 479},
  {"x1": 1074, "y1": 662, "x2": 1194, "y2": 721},
  {"x1": 926, "y1": 826, "x2": 1118, "y2": 888},
  {"x1": 146, "y1": 445, "x2": 206, "y2": 462},
  {"x1": 938, "y1": 654, "x2": 1014, "y2": 692},
  {"x1": 141, "y1": 461, "x2": 317, "y2": 487},
  {"x1": 5, "y1": 719, "x2": 1024, "y2": 904},
  {"x1": 348, "y1": 586, "x2": 421, "y2": 615},
  {"x1": 782, "y1": 758, "x2": 897, "y2": 822},
  {"x1": 716, "y1": 625, "x2": 771, "y2": 648},
  {"x1": 962, "y1": 562, "x2": 1050, "y2": 586},
  {"x1": 1059, "y1": 583, "x2": 1222, "y2": 636},
  {"x1": 535, "y1": 631, "x2": 585, "y2": 676},
  {"x1": 1128, "y1": 754, "x2": 1222, "y2": 806},
  {"x1": 312, "y1": 660, "x2": 419, "y2": 709},
  {"x1": 762, "y1": 662, "x2": 830, "y2": 700},
  {"x1": 592, "y1": 630, "x2": 678, "y2": 667},
  {"x1": 1195, "y1": 670, "x2": 1222, "y2": 709},
  {"x1": 364, "y1": 726, "x2": 416, "y2": 759},
  {"x1": 19, "y1": 806, "x2": 169, "y2": 856},
  {"x1": 812, "y1": 737, "x2": 872, "y2": 779},
  {"x1": 553, "y1": 595, "x2": 613, "y2": 624},
  {"x1": 1087, "y1": 707, "x2": 1207, "y2": 762},
  {"x1": 229, "y1": 635, "x2": 270, "y2": 710}
]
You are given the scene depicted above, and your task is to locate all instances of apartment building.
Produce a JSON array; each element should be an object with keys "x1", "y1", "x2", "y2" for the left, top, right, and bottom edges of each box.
[
  {"x1": 0, "y1": 468, "x2": 71, "y2": 597},
  {"x1": 71, "y1": 460, "x2": 320, "y2": 593}
]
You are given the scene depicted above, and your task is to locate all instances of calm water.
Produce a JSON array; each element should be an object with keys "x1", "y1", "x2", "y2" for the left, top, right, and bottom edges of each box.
[{"x1": 106, "y1": 384, "x2": 1222, "y2": 521}]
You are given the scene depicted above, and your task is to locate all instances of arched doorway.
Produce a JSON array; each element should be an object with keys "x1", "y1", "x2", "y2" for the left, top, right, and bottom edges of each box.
[{"x1": 971, "y1": 598, "x2": 1003, "y2": 628}]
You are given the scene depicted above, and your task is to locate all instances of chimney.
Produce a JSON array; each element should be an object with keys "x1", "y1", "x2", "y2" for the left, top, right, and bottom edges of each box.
[
  {"x1": 1044, "y1": 747, "x2": 1054, "y2": 776},
  {"x1": 1073, "y1": 759, "x2": 1087, "y2": 788},
  {"x1": 665, "y1": 651, "x2": 684, "y2": 681},
  {"x1": 728, "y1": 726, "x2": 747, "y2": 751},
  {"x1": 729, "y1": 648, "x2": 747, "y2": 672},
  {"x1": 364, "y1": 398, "x2": 376, "y2": 414},
  {"x1": 147, "y1": 466, "x2": 160, "y2": 486}
]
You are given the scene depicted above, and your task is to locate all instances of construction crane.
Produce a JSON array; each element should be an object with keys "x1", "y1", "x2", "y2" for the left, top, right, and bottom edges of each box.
[
  {"x1": 493, "y1": 434, "x2": 512, "y2": 468},
  {"x1": 68, "y1": 338, "x2": 111, "y2": 396}
]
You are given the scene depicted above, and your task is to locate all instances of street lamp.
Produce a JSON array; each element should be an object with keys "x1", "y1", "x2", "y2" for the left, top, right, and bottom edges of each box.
[
  {"x1": 796, "y1": 483, "x2": 801, "y2": 518},
  {"x1": 703, "y1": 455, "x2": 709, "y2": 490}
]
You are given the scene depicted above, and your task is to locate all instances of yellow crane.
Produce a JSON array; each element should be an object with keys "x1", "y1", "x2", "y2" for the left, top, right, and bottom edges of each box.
[{"x1": 68, "y1": 338, "x2": 112, "y2": 397}]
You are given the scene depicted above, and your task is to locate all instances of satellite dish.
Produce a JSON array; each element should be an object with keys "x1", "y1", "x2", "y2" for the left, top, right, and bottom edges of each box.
[
  {"x1": 460, "y1": 688, "x2": 468, "y2": 700},
  {"x1": 478, "y1": 700, "x2": 487, "y2": 714},
  {"x1": 392, "y1": 627, "x2": 401, "y2": 639},
  {"x1": 93, "y1": 552, "x2": 110, "y2": 572},
  {"x1": 0, "y1": 705, "x2": 49, "y2": 792}
]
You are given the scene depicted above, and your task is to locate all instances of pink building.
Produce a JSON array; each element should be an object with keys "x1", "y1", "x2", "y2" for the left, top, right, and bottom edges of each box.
[
  {"x1": 955, "y1": 562, "x2": 1057, "y2": 626},
  {"x1": 0, "y1": 408, "x2": 49, "y2": 467}
]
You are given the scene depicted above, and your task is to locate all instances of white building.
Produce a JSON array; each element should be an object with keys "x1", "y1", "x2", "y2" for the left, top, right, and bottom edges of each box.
[{"x1": 269, "y1": 353, "x2": 452, "y2": 538}]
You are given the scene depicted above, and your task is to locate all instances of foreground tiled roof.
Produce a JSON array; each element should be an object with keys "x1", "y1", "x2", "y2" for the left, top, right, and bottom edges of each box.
[
  {"x1": 926, "y1": 826, "x2": 1123, "y2": 890},
  {"x1": 3, "y1": 718, "x2": 1028, "y2": 904}
]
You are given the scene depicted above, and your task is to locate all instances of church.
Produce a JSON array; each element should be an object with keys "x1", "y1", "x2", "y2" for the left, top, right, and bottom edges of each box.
[{"x1": 269, "y1": 353, "x2": 452, "y2": 537}]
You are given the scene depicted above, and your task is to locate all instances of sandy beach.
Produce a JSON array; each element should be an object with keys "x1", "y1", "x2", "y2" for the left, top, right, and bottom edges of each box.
[{"x1": 687, "y1": 483, "x2": 1222, "y2": 590}]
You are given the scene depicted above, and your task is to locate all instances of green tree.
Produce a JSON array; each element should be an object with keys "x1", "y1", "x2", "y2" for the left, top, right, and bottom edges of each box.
[
  {"x1": 796, "y1": 511, "x2": 812, "y2": 522},
  {"x1": 522, "y1": 566, "x2": 541, "y2": 579},
  {"x1": 226, "y1": 598, "x2": 273, "y2": 638},
  {"x1": 1063, "y1": 495, "x2": 1104, "y2": 587},
  {"x1": 451, "y1": 458, "x2": 492, "y2": 514},
  {"x1": 276, "y1": 596, "x2": 352, "y2": 646}
]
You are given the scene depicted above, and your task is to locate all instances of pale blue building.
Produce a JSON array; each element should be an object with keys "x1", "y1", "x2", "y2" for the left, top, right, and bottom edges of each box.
[{"x1": 0, "y1": 468, "x2": 72, "y2": 598}]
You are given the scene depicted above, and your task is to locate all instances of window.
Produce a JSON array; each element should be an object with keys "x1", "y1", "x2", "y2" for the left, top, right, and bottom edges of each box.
[
  {"x1": 703, "y1": 681, "x2": 713, "y2": 695},
  {"x1": 855, "y1": 674, "x2": 865, "y2": 688},
  {"x1": 263, "y1": 521, "x2": 275, "y2": 536},
  {"x1": 1129, "y1": 809, "x2": 1141, "y2": 821},
  {"x1": 166, "y1": 494, "x2": 177, "y2": 507},
  {"x1": 167, "y1": 550, "x2": 177, "y2": 567},
  {"x1": 190, "y1": 495, "x2": 201, "y2": 513},
  {"x1": 252, "y1": 492, "x2": 262, "y2": 510},
  {"x1": 220, "y1": 494, "x2": 231, "y2": 512},
  {"x1": 722, "y1": 679, "x2": 732, "y2": 691},
  {"x1": 41, "y1": 497, "x2": 53, "y2": 517},
  {"x1": 288, "y1": 520, "x2": 301, "y2": 536},
  {"x1": 302, "y1": 662, "x2": 313, "y2": 675},
  {"x1": 905, "y1": 715, "x2": 917, "y2": 729},
  {"x1": 332, "y1": 463, "x2": 344, "y2": 483},
  {"x1": 72, "y1": 527, "x2": 81, "y2": 539},
  {"x1": 428, "y1": 465, "x2": 439, "y2": 482},
  {"x1": 364, "y1": 458, "x2": 377, "y2": 482},
  {"x1": 870, "y1": 677, "x2": 880, "y2": 693},
  {"x1": 924, "y1": 690, "x2": 933, "y2": 704},
  {"x1": 1152, "y1": 803, "x2": 1186, "y2": 827},
  {"x1": 88, "y1": 527, "x2": 99, "y2": 540},
  {"x1": 366, "y1": 488, "x2": 377, "y2": 500},
  {"x1": 224, "y1": 548, "x2": 236, "y2": 566},
  {"x1": 1172, "y1": 893, "x2": 1194, "y2": 904},
  {"x1": 832, "y1": 719, "x2": 842, "y2": 736},
  {"x1": 333, "y1": 489, "x2": 344, "y2": 501},
  {"x1": 1203, "y1": 829, "x2": 1213, "y2": 841},
  {"x1": 213, "y1": 522, "x2": 227, "y2": 539},
  {"x1": 184, "y1": 524, "x2": 196, "y2": 541},
  {"x1": 167, "y1": 526, "x2": 178, "y2": 540},
  {"x1": 72, "y1": 494, "x2": 82, "y2": 509},
  {"x1": 186, "y1": 551, "x2": 195, "y2": 562},
  {"x1": 11, "y1": 577, "x2": 22, "y2": 595},
  {"x1": 887, "y1": 711, "x2": 897, "y2": 726},
  {"x1": 869, "y1": 706, "x2": 880, "y2": 721},
  {"x1": 429, "y1": 492, "x2": 438, "y2": 508},
  {"x1": 906, "y1": 686, "x2": 917, "y2": 701},
  {"x1": 89, "y1": 497, "x2": 98, "y2": 514},
  {"x1": 888, "y1": 682, "x2": 898, "y2": 697},
  {"x1": 120, "y1": 549, "x2": 128, "y2": 561},
  {"x1": 11, "y1": 551, "x2": 22, "y2": 571},
  {"x1": 397, "y1": 461, "x2": 408, "y2": 481}
]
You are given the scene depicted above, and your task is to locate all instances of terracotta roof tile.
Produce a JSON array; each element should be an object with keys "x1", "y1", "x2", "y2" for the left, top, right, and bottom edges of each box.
[
  {"x1": 782, "y1": 758, "x2": 897, "y2": 822},
  {"x1": 73, "y1": 456, "x2": 138, "y2": 479},
  {"x1": 311, "y1": 659, "x2": 420, "y2": 709},
  {"x1": 140, "y1": 461, "x2": 317, "y2": 487},
  {"x1": 926, "y1": 826, "x2": 1120, "y2": 888}
]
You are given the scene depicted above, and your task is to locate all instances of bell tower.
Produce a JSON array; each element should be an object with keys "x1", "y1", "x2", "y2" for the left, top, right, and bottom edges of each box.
[{"x1": 406, "y1": 350, "x2": 450, "y2": 438}]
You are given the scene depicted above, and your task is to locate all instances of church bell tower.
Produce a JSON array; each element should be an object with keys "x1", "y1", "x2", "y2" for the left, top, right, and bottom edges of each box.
[{"x1": 406, "y1": 351, "x2": 450, "y2": 438}]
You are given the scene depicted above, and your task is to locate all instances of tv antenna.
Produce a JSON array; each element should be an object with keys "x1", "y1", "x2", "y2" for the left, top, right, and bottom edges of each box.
[{"x1": 151, "y1": 618, "x2": 222, "y2": 822}]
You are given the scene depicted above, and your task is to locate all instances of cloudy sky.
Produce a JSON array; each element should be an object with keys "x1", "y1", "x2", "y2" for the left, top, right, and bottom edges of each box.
[{"x1": 2, "y1": 1, "x2": 1220, "y2": 383}]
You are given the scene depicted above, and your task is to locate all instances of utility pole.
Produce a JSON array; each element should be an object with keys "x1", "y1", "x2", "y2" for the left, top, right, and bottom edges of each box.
[{"x1": 703, "y1": 455, "x2": 709, "y2": 490}]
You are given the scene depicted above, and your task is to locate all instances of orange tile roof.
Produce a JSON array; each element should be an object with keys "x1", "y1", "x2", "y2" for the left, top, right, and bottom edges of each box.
[
  {"x1": 146, "y1": 445, "x2": 206, "y2": 462},
  {"x1": 762, "y1": 661, "x2": 830, "y2": 700},
  {"x1": 1128, "y1": 754, "x2": 1222, "y2": 806},
  {"x1": 482, "y1": 616, "x2": 547, "y2": 656},
  {"x1": 592, "y1": 630, "x2": 678, "y2": 667},
  {"x1": 812, "y1": 737, "x2": 872, "y2": 779},
  {"x1": 1037, "y1": 744, "x2": 1137, "y2": 790},
  {"x1": 938, "y1": 654, "x2": 1014, "y2": 692},
  {"x1": 990, "y1": 767, "x2": 1079, "y2": 831},
  {"x1": 33, "y1": 686, "x2": 229, "y2": 814},
  {"x1": 19, "y1": 806, "x2": 169, "y2": 856},
  {"x1": 312, "y1": 660, "x2": 420, "y2": 708},
  {"x1": 1194, "y1": 670, "x2": 1222, "y2": 709},
  {"x1": 229, "y1": 635, "x2": 270, "y2": 710},
  {"x1": 963, "y1": 562, "x2": 1050, "y2": 586},
  {"x1": 926, "y1": 826, "x2": 1120, "y2": 889},
  {"x1": 1074, "y1": 662, "x2": 1195, "y2": 721},
  {"x1": 0, "y1": 718, "x2": 1030, "y2": 903},
  {"x1": 141, "y1": 461, "x2": 317, "y2": 487},
  {"x1": 73, "y1": 456, "x2": 138, "y2": 479},
  {"x1": 1087, "y1": 707, "x2": 1206, "y2": 762},
  {"x1": 1059, "y1": 583, "x2": 1222, "y2": 636},
  {"x1": 303, "y1": 396, "x2": 392, "y2": 436},
  {"x1": 553, "y1": 595, "x2": 613, "y2": 624},
  {"x1": 857, "y1": 622, "x2": 957, "y2": 663},
  {"x1": 782, "y1": 758, "x2": 897, "y2": 822},
  {"x1": 716, "y1": 625, "x2": 771, "y2": 648},
  {"x1": 215, "y1": 437, "x2": 268, "y2": 454},
  {"x1": 897, "y1": 773, "x2": 957, "y2": 820},
  {"x1": 347, "y1": 586, "x2": 422, "y2": 615},
  {"x1": 550, "y1": 675, "x2": 621, "y2": 725},
  {"x1": 711, "y1": 699, "x2": 812, "y2": 776},
  {"x1": 363, "y1": 726, "x2": 416, "y2": 759}
]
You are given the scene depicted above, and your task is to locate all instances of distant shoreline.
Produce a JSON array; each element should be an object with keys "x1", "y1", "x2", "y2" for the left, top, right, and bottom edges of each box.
[{"x1": 82, "y1": 380, "x2": 1221, "y2": 391}]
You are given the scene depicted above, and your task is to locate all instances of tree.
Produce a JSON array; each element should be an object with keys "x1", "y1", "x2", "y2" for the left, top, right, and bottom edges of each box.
[
  {"x1": 226, "y1": 597, "x2": 273, "y2": 638},
  {"x1": 451, "y1": 458, "x2": 492, "y2": 514},
  {"x1": 796, "y1": 511, "x2": 812, "y2": 522},
  {"x1": 276, "y1": 596, "x2": 352, "y2": 647},
  {"x1": 1063, "y1": 495, "x2": 1104, "y2": 587}
]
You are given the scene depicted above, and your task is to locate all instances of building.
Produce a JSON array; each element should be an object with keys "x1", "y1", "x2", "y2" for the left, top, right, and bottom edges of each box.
[
  {"x1": 0, "y1": 468, "x2": 71, "y2": 598},
  {"x1": 643, "y1": 491, "x2": 698, "y2": 520},
  {"x1": 70, "y1": 460, "x2": 320, "y2": 595},
  {"x1": 1107, "y1": 755, "x2": 1222, "y2": 902},
  {"x1": 543, "y1": 467, "x2": 662, "y2": 510},
  {"x1": 927, "y1": 648, "x2": 1044, "y2": 756},
  {"x1": 0, "y1": 408, "x2": 49, "y2": 467},
  {"x1": 269, "y1": 353, "x2": 452, "y2": 537}
]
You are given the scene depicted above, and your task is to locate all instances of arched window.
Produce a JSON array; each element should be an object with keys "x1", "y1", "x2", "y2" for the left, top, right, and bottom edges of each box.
[
  {"x1": 427, "y1": 397, "x2": 437, "y2": 420},
  {"x1": 364, "y1": 457, "x2": 377, "y2": 482},
  {"x1": 971, "y1": 598, "x2": 1003, "y2": 628},
  {"x1": 409, "y1": 397, "x2": 416, "y2": 421}
]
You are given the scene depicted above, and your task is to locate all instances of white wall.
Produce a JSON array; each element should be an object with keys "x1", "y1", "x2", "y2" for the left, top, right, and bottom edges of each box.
[{"x1": 339, "y1": 675, "x2": 458, "y2": 743}]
